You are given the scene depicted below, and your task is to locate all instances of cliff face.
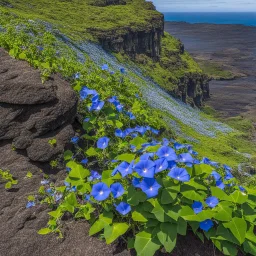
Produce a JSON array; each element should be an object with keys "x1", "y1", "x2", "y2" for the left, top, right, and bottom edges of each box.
[{"x1": 90, "y1": 13, "x2": 164, "y2": 61}]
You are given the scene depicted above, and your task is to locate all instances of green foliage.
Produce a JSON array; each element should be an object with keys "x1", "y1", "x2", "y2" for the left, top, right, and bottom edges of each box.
[
  {"x1": 48, "y1": 138, "x2": 57, "y2": 147},
  {"x1": 0, "y1": 169, "x2": 18, "y2": 189}
]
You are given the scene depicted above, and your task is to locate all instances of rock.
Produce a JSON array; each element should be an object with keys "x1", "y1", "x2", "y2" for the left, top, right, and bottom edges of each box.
[{"x1": 0, "y1": 48, "x2": 78, "y2": 162}]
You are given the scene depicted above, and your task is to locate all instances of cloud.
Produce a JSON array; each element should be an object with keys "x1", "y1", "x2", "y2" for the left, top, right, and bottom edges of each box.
[{"x1": 151, "y1": 0, "x2": 256, "y2": 12}]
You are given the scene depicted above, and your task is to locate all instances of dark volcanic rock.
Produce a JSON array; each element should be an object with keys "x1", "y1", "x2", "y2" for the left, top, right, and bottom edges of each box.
[{"x1": 0, "y1": 48, "x2": 78, "y2": 162}]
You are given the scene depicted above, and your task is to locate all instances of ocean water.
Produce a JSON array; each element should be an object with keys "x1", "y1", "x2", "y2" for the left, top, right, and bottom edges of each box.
[{"x1": 163, "y1": 12, "x2": 256, "y2": 26}]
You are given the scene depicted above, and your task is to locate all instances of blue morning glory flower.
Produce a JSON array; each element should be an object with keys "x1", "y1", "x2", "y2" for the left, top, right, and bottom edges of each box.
[
  {"x1": 216, "y1": 180, "x2": 225, "y2": 190},
  {"x1": 132, "y1": 177, "x2": 141, "y2": 188},
  {"x1": 211, "y1": 171, "x2": 221, "y2": 181},
  {"x1": 140, "y1": 153, "x2": 154, "y2": 161},
  {"x1": 108, "y1": 96, "x2": 118, "y2": 103},
  {"x1": 46, "y1": 188, "x2": 53, "y2": 194},
  {"x1": 87, "y1": 89, "x2": 98, "y2": 96},
  {"x1": 88, "y1": 171, "x2": 102, "y2": 181},
  {"x1": 101, "y1": 64, "x2": 109, "y2": 71},
  {"x1": 37, "y1": 46, "x2": 44, "y2": 51},
  {"x1": 124, "y1": 128, "x2": 134, "y2": 136},
  {"x1": 193, "y1": 159, "x2": 200, "y2": 164},
  {"x1": 80, "y1": 87, "x2": 88, "y2": 100},
  {"x1": 115, "y1": 202, "x2": 131, "y2": 215},
  {"x1": 156, "y1": 146, "x2": 177, "y2": 161},
  {"x1": 174, "y1": 142, "x2": 185, "y2": 150},
  {"x1": 74, "y1": 72, "x2": 80, "y2": 79},
  {"x1": 134, "y1": 160, "x2": 155, "y2": 178},
  {"x1": 131, "y1": 133, "x2": 138, "y2": 138},
  {"x1": 26, "y1": 201, "x2": 35, "y2": 208},
  {"x1": 111, "y1": 167, "x2": 119, "y2": 176},
  {"x1": 92, "y1": 94, "x2": 99, "y2": 102},
  {"x1": 117, "y1": 161, "x2": 134, "y2": 177},
  {"x1": 162, "y1": 138, "x2": 169, "y2": 146},
  {"x1": 64, "y1": 181, "x2": 70, "y2": 187},
  {"x1": 66, "y1": 167, "x2": 71, "y2": 173},
  {"x1": 155, "y1": 158, "x2": 168, "y2": 173},
  {"x1": 84, "y1": 117, "x2": 90, "y2": 122},
  {"x1": 126, "y1": 112, "x2": 136, "y2": 120},
  {"x1": 91, "y1": 182, "x2": 111, "y2": 201},
  {"x1": 81, "y1": 158, "x2": 88, "y2": 164},
  {"x1": 179, "y1": 153, "x2": 194, "y2": 167},
  {"x1": 200, "y1": 219, "x2": 214, "y2": 232},
  {"x1": 54, "y1": 193, "x2": 63, "y2": 202},
  {"x1": 168, "y1": 160, "x2": 177, "y2": 169},
  {"x1": 201, "y1": 157, "x2": 211, "y2": 165},
  {"x1": 120, "y1": 67, "x2": 126, "y2": 74},
  {"x1": 140, "y1": 178, "x2": 161, "y2": 198},
  {"x1": 135, "y1": 93, "x2": 139, "y2": 98},
  {"x1": 84, "y1": 195, "x2": 91, "y2": 202},
  {"x1": 192, "y1": 201, "x2": 203, "y2": 214},
  {"x1": 150, "y1": 128, "x2": 159, "y2": 135},
  {"x1": 223, "y1": 164, "x2": 232, "y2": 171},
  {"x1": 239, "y1": 186, "x2": 246, "y2": 192},
  {"x1": 89, "y1": 101, "x2": 105, "y2": 111},
  {"x1": 97, "y1": 137, "x2": 110, "y2": 149},
  {"x1": 225, "y1": 170, "x2": 234, "y2": 180},
  {"x1": 110, "y1": 183, "x2": 125, "y2": 198},
  {"x1": 115, "y1": 104, "x2": 124, "y2": 112},
  {"x1": 135, "y1": 126, "x2": 147, "y2": 135},
  {"x1": 168, "y1": 167, "x2": 190, "y2": 182},
  {"x1": 115, "y1": 129, "x2": 124, "y2": 138},
  {"x1": 189, "y1": 150, "x2": 199, "y2": 156},
  {"x1": 70, "y1": 186, "x2": 77, "y2": 192},
  {"x1": 205, "y1": 196, "x2": 219, "y2": 208},
  {"x1": 71, "y1": 136, "x2": 79, "y2": 144}
]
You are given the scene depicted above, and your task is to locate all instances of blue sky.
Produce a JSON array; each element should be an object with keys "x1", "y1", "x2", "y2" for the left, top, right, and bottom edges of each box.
[{"x1": 151, "y1": 0, "x2": 256, "y2": 12}]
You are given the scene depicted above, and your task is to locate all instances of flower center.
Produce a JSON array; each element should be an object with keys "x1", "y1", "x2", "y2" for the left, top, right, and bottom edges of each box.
[
  {"x1": 159, "y1": 165, "x2": 162, "y2": 169},
  {"x1": 143, "y1": 168, "x2": 148, "y2": 173},
  {"x1": 164, "y1": 153, "x2": 169, "y2": 157},
  {"x1": 99, "y1": 191, "x2": 104, "y2": 195},
  {"x1": 150, "y1": 187, "x2": 153, "y2": 191}
]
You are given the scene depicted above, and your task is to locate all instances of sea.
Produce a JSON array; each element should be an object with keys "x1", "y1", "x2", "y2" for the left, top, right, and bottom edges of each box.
[{"x1": 163, "y1": 12, "x2": 256, "y2": 26}]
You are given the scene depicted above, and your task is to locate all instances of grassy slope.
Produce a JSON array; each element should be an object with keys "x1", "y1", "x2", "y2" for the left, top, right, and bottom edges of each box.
[{"x1": 0, "y1": 2, "x2": 255, "y2": 171}]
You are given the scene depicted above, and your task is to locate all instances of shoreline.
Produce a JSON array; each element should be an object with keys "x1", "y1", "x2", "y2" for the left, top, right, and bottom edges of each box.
[{"x1": 165, "y1": 21, "x2": 256, "y2": 121}]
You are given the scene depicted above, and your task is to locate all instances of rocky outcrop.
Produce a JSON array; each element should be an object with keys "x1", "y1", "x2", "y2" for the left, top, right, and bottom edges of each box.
[{"x1": 0, "y1": 48, "x2": 78, "y2": 162}]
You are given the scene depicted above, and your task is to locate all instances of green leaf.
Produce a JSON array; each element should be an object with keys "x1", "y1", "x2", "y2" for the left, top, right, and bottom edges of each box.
[
  {"x1": 89, "y1": 220, "x2": 105, "y2": 236},
  {"x1": 130, "y1": 137, "x2": 147, "y2": 149},
  {"x1": 26, "y1": 171, "x2": 33, "y2": 178},
  {"x1": 185, "y1": 179, "x2": 207, "y2": 191},
  {"x1": 86, "y1": 147, "x2": 98, "y2": 157},
  {"x1": 127, "y1": 186, "x2": 147, "y2": 206},
  {"x1": 223, "y1": 217, "x2": 247, "y2": 245},
  {"x1": 115, "y1": 153, "x2": 135, "y2": 163},
  {"x1": 5, "y1": 181, "x2": 12, "y2": 189},
  {"x1": 243, "y1": 240, "x2": 256, "y2": 256},
  {"x1": 104, "y1": 223, "x2": 129, "y2": 244},
  {"x1": 128, "y1": 237, "x2": 135, "y2": 249},
  {"x1": 222, "y1": 241, "x2": 238, "y2": 256},
  {"x1": 38, "y1": 228, "x2": 52, "y2": 235},
  {"x1": 134, "y1": 231, "x2": 161, "y2": 256},
  {"x1": 115, "y1": 120, "x2": 123, "y2": 128},
  {"x1": 161, "y1": 188, "x2": 177, "y2": 204},
  {"x1": 151, "y1": 200, "x2": 172, "y2": 222},
  {"x1": 159, "y1": 223, "x2": 177, "y2": 253},
  {"x1": 181, "y1": 188, "x2": 203, "y2": 201},
  {"x1": 67, "y1": 161, "x2": 90, "y2": 180},
  {"x1": 132, "y1": 211, "x2": 148, "y2": 222},
  {"x1": 64, "y1": 150, "x2": 73, "y2": 161},
  {"x1": 229, "y1": 190, "x2": 248, "y2": 204},
  {"x1": 180, "y1": 206, "x2": 200, "y2": 222},
  {"x1": 214, "y1": 201, "x2": 233, "y2": 221},
  {"x1": 162, "y1": 179, "x2": 180, "y2": 192},
  {"x1": 177, "y1": 217, "x2": 187, "y2": 235},
  {"x1": 210, "y1": 186, "x2": 230, "y2": 201}
]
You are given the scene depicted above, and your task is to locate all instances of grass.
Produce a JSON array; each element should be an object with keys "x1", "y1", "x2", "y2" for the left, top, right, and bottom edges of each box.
[
  {"x1": 0, "y1": 0, "x2": 163, "y2": 40},
  {"x1": 197, "y1": 60, "x2": 236, "y2": 80}
]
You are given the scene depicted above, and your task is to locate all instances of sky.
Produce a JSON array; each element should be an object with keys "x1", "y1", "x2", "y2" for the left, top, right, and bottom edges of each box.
[{"x1": 151, "y1": 0, "x2": 256, "y2": 12}]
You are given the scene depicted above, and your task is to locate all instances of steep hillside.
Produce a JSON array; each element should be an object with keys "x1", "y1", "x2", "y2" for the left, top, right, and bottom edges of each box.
[{"x1": 0, "y1": 0, "x2": 208, "y2": 106}]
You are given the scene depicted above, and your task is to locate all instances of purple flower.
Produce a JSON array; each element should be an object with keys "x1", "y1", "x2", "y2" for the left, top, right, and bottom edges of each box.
[
  {"x1": 140, "y1": 178, "x2": 161, "y2": 198},
  {"x1": 71, "y1": 136, "x2": 79, "y2": 144},
  {"x1": 211, "y1": 171, "x2": 221, "y2": 181},
  {"x1": 192, "y1": 201, "x2": 203, "y2": 214},
  {"x1": 91, "y1": 182, "x2": 111, "y2": 201},
  {"x1": 117, "y1": 161, "x2": 134, "y2": 177},
  {"x1": 200, "y1": 219, "x2": 214, "y2": 232},
  {"x1": 88, "y1": 171, "x2": 101, "y2": 181},
  {"x1": 101, "y1": 64, "x2": 109, "y2": 70},
  {"x1": 115, "y1": 202, "x2": 131, "y2": 215},
  {"x1": 110, "y1": 183, "x2": 125, "y2": 198},
  {"x1": 205, "y1": 196, "x2": 219, "y2": 208},
  {"x1": 216, "y1": 180, "x2": 225, "y2": 190},
  {"x1": 168, "y1": 167, "x2": 190, "y2": 182},
  {"x1": 26, "y1": 201, "x2": 35, "y2": 209},
  {"x1": 134, "y1": 160, "x2": 155, "y2": 178},
  {"x1": 81, "y1": 158, "x2": 88, "y2": 164},
  {"x1": 155, "y1": 158, "x2": 168, "y2": 173},
  {"x1": 156, "y1": 146, "x2": 177, "y2": 161},
  {"x1": 97, "y1": 137, "x2": 110, "y2": 149},
  {"x1": 89, "y1": 101, "x2": 105, "y2": 111},
  {"x1": 132, "y1": 177, "x2": 141, "y2": 188}
]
